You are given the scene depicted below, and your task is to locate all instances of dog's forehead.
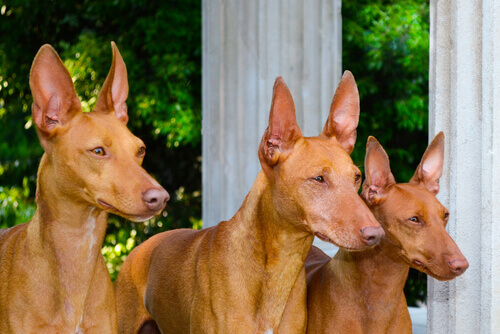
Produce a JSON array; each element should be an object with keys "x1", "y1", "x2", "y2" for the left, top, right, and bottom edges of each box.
[
  {"x1": 305, "y1": 137, "x2": 353, "y2": 163},
  {"x1": 71, "y1": 112, "x2": 140, "y2": 145},
  {"x1": 286, "y1": 137, "x2": 355, "y2": 174},
  {"x1": 387, "y1": 184, "x2": 445, "y2": 217}
]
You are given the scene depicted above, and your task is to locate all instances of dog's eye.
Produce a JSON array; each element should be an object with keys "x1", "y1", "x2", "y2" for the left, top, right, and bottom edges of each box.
[
  {"x1": 444, "y1": 212, "x2": 449, "y2": 220},
  {"x1": 138, "y1": 146, "x2": 146, "y2": 157},
  {"x1": 355, "y1": 173, "x2": 361, "y2": 183},
  {"x1": 314, "y1": 176, "x2": 324, "y2": 183},
  {"x1": 409, "y1": 216, "x2": 419, "y2": 223},
  {"x1": 90, "y1": 147, "x2": 105, "y2": 156}
]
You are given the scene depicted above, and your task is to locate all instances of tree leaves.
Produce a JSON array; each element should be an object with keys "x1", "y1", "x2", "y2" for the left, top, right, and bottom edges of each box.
[{"x1": 344, "y1": 1, "x2": 430, "y2": 183}]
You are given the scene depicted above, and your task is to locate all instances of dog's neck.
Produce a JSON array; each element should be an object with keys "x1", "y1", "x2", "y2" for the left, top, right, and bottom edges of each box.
[
  {"x1": 27, "y1": 154, "x2": 109, "y2": 326},
  {"x1": 230, "y1": 171, "x2": 314, "y2": 330},
  {"x1": 331, "y1": 239, "x2": 409, "y2": 315}
]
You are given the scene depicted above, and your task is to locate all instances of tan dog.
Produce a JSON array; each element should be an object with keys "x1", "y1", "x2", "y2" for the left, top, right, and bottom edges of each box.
[
  {"x1": 306, "y1": 133, "x2": 468, "y2": 334},
  {"x1": 0, "y1": 43, "x2": 169, "y2": 333},
  {"x1": 115, "y1": 71, "x2": 384, "y2": 334}
]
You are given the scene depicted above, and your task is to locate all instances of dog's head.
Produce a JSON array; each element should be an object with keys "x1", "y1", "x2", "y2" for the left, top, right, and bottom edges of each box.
[
  {"x1": 257, "y1": 73, "x2": 383, "y2": 250},
  {"x1": 30, "y1": 43, "x2": 169, "y2": 222},
  {"x1": 361, "y1": 133, "x2": 468, "y2": 280}
]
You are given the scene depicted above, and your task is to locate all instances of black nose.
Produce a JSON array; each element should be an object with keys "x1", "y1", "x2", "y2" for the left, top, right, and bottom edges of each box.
[
  {"x1": 360, "y1": 226, "x2": 384, "y2": 246},
  {"x1": 142, "y1": 188, "x2": 169, "y2": 212}
]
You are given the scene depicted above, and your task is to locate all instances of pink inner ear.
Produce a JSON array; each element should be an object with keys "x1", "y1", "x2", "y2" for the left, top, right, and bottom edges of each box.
[
  {"x1": 266, "y1": 140, "x2": 279, "y2": 160},
  {"x1": 30, "y1": 45, "x2": 81, "y2": 134},
  {"x1": 35, "y1": 95, "x2": 70, "y2": 132},
  {"x1": 368, "y1": 170, "x2": 385, "y2": 188},
  {"x1": 111, "y1": 60, "x2": 128, "y2": 105},
  {"x1": 368, "y1": 185, "x2": 380, "y2": 201},
  {"x1": 364, "y1": 139, "x2": 395, "y2": 193},
  {"x1": 111, "y1": 63, "x2": 128, "y2": 123},
  {"x1": 324, "y1": 73, "x2": 360, "y2": 153},
  {"x1": 114, "y1": 102, "x2": 128, "y2": 123},
  {"x1": 266, "y1": 77, "x2": 302, "y2": 151},
  {"x1": 45, "y1": 96, "x2": 61, "y2": 120},
  {"x1": 421, "y1": 152, "x2": 443, "y2": 183},
  {"x1": 339, "y1": 131, "x2": 357, "y2": 154}
]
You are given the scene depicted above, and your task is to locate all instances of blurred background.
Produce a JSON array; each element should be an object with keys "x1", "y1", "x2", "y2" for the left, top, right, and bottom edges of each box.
[{"x1": 0, "y1": 0, "x2": 428, "y2": 305}]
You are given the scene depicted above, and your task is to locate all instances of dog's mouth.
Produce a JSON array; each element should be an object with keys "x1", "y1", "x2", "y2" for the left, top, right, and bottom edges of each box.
[
  {"x1": 98, "y1": 199, "x2": 116, "y2": 211},
  {"x1": 314, "y1": 232, "x2": 363, "y2": 251},
  {"x1": 411, "y1": 259, "x2": 457, "y2": 281},
  {"x1": 315, "y1": 232, "x2": 334, "y2": 244},
  {"x1": 97, "y1": 199, "x2": 155, "y2": 222},
  {"x1": 411, "y1": 259, "x2": 427, "y2": 270}
]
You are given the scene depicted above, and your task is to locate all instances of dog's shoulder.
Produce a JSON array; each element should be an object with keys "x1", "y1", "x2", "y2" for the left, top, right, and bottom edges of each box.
[{"x1": 0, "y1": 223, "x2": 28, "y2": 249}]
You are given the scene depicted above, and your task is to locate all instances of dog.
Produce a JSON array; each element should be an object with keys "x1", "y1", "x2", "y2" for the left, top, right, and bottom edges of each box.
[
  {"x1": 115, "y1": 71, "x2": 384, "y2": 333},
  {"x1": 0, "y1": 42, "x2": 169, "y2": 333}
]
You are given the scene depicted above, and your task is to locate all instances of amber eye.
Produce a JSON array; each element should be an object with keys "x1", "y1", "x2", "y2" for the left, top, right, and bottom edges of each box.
[
  {"x1": 314, "y1": 176, "x2": 325, "y2": 183},
  {"x1": 355, "y1": 173, "x2": 361, "y2": 183},
  {"x1": 138, "y1": 146, "x2": 146, "y2": 157},
  {"x1": 409, "y1": 216, "x2": 419, "y2": 223},
  {"x1": 91, "y1": 147, "x2": 105, "y2": 156}
]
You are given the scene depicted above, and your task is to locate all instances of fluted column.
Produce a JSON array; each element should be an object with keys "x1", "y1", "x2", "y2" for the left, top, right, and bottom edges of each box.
[
  {"x1": 428, "y1": 0, "x2": 500, "y2": 332},
  {"x1": 202, "y1": 0, "x2": 342, "y2": 233}
]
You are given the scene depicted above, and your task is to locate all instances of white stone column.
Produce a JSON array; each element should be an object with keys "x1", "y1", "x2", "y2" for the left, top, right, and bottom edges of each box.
[
  {"x1": 202, "y1": 0, "x2": 342, "y2": 241},
  {"x1": 428, "y1": 0, "x2": 500, "y2": 332}
]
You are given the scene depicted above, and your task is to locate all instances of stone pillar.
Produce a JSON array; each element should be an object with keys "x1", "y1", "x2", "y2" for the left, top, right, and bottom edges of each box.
[
  {"x1": 202, "y1": 0, "x2": 342, "y2": 240},
  {"x1": 428, "y1": 0, "x2": 500, "y2": 332}
]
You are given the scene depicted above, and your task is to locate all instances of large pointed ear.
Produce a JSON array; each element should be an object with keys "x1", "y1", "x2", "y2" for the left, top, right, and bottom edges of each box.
[
  {"x1": 258, "y1": 77, "x2": 302, "y2": 171},
  {"x1": 410, "y1": 132, "x2": 445, "y2": 195},
  {"x1": 361, "y1": 136, "x2": 396, "y2": 205},
  {"x1": 30, "y1": 44, "x2": 81, "y2": 141},
  {"x1": 94, "y1": 42, "x2": 129, "y2": 124},
  {"x1": 322, "y1": 70, "x2": 360, "y2": 154}
]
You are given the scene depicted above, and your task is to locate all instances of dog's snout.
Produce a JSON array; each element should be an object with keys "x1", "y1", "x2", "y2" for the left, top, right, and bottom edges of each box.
[
  {"x1": 360, "y1": 226, "x2": 384, "y2": 246},
  {"x1": 142, "y1": 188, "x2": 170, "y2": 212},
  {"x1": 448, "y1": 258, "x2": 469, "y2": 276}
]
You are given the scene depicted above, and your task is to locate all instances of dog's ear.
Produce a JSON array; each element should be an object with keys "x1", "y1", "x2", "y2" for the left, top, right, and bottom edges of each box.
[
  {"x1": 322, "y1": 70, "x2": 360, "y2": 154},
  {"x1": 410, "y1": 132, "x2": 444, "y2": 195},
  {"x1": 361, "y1": 136, "x2": 396, "y2": 205},
  {"x1": 94, "y1": 42, "x2": 129, "y2": 124},
  {"x1": 30, "y1": 44, "x2": 82, "y2": 143},
  {"x1": 258, "y1": 77, "x2": 302, "y2": 173}
]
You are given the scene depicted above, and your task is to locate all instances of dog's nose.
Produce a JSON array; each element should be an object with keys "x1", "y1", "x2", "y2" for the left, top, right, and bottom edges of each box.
[
  {"x1": 448, "y1": 258, "x2": 469, "y2": 275},
  {"x1": 360, "y1": 226, "x2": 384, "y2": 246},
  {"x1": 142, "y1": 188, "x2": 170, "y2": 211}
]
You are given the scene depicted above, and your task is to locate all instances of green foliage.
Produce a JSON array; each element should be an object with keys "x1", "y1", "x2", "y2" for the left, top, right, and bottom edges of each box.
[
  {"x1": 344, "y1": 0, "x2": 430, "y2": 182},
  {"x1": 0, "y1": 177, "x2": 36, "y2": 228},
  {"x1": 404, "y1": 269, "x2": 427, "y2": 307},
  {"x1": 343, "y1": 0, "x2": 430, "y2": 305}
]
